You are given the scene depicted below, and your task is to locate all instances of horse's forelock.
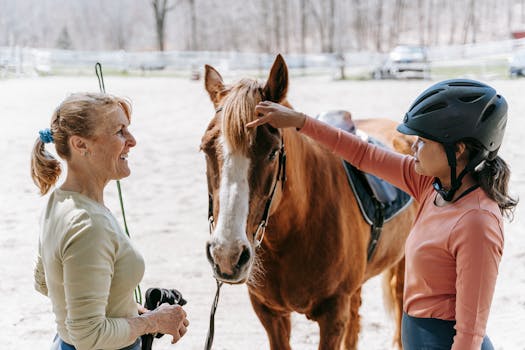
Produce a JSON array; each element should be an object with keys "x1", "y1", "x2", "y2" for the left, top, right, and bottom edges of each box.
[{"x1": 222, "y1": 79, "x2": 263, "y2": 155}]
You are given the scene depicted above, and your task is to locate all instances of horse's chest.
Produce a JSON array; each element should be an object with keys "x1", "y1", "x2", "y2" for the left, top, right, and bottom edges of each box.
[{"x1": 250, "y1": 254, "x2": 336, "y2": 314}]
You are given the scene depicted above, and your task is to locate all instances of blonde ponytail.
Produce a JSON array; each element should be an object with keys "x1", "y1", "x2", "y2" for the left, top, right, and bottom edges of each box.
[{"x1": 31, "y1": 138, "x2": 62, "y2": 195}]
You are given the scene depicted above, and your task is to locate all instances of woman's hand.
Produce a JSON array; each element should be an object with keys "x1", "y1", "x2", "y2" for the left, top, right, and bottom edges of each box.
[
  {"x1": 246, "y1": 101, "x2": 307, "y2": 129},
  {"x1": 152, "y1": 303, "x2": 189, "y2": 344},
  {"x1": 129, "y1": 303, "x2": 189, "y2": 344}
]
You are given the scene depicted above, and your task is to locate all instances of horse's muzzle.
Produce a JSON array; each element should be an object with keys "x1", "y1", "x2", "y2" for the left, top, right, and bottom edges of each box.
[{"x1": 206, "y1": 241, "x2": 252, "y2": 283}]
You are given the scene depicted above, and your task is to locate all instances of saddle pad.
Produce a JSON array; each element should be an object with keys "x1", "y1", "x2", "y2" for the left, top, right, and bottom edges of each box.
[{"x1": 343, "y1": 159, "x2": 413, "y2": 225}]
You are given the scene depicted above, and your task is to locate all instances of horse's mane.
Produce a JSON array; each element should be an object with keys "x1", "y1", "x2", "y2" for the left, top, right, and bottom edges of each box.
[{"x1": 222, "y1": 78, "x2": 264, "y2": 155}]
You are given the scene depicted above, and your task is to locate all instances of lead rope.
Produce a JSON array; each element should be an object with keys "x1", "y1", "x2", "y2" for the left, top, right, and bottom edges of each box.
[
  {"x1": 204, "y1": 279, "x2": 223, "y2": 350},
  {"x1": 95, "y1": 62, "x2": 142, "y2": 305},
  {"x1": 205, "y1": 196, "x2": 222, "y2": 350}
]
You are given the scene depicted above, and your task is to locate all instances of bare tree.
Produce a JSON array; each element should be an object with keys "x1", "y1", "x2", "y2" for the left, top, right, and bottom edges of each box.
[
  {"x1": 151, "y1": 0, "x2": 175, "y2": 51},
  {"x1": 282, "y1": 0, "x2": 290, "y2": 53},
  {"x1": 462, "y1": 0, "x2": 475, "y2": 44},
  {"x1": 352, "y1": 0, "x2": 366, "y2": 50},
  {"x1": 375, "y1": 0, "x2": 383, "y2": 52},
  {"x1": 389, "y1": 0, "x2": 404, "y2": 48},
  {"x1": 448, "y1": 0, "x2": 457, "y2": 44},
  {"x1": 307, "y1": 0, "x2": 336, "y2": 52},
  {"x1": 272, "y1": 0, "x2": 281, "y2": 51},
  {"x1": 187, "y1": 0, "x2": 197, "y2": 50},
  {"x1": 417, "y1": 0, "x2": 426, "y2": 46},
  {"x1": 299, "y1": 0, "x2": 307, "y2": 54},
  {"x1": 0, "y1": 0, "x2": 523, "y2": 53},
  {"x1": 327, "y1": 0, "x2": 335, "y2": 52}
]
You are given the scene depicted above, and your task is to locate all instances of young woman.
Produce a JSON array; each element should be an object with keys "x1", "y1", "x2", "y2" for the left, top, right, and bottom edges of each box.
[
  {"x1": 247, "y1": 79, "x2": 517, "y2": 350},
  {"x1": 31, "y1": 93, "x2": 189, "y2": 350}
]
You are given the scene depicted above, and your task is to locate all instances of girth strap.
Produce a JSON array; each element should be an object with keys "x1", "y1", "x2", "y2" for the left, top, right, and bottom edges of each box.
[{"x1": 367, "y1": 200, "x2": 384, "y2": 261}]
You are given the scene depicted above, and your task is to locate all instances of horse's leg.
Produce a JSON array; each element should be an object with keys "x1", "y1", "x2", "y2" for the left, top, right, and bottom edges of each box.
[
  {"x1": 382, "y1": 258, "x2": 405, "y2": 349},
  {"x1": 312, "y1": 295, "x2": 351, "y2": 350},
  {"x1": 249, "y1": 293, "x2": 292, "y2": 350},
  {"x1": 343, "y1": 288, "x2": 362, "y2": 350}
]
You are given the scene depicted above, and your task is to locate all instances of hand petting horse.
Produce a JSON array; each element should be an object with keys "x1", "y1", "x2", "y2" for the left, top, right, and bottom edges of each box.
[{"x1": 200, "y1": 54, "x2": 417, "y2": 350}]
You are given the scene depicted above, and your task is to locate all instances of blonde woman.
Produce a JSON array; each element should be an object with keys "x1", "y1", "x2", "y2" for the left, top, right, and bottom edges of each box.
[{"x1": 31, "y1": 93, "x2": 189, "y2": 350}]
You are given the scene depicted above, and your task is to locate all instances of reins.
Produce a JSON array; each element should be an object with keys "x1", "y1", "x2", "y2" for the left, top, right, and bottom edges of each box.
[
  {"x1": 95, "y1": 62, "x2": 142, "y2": 305},
  {"x1": 204, "y1": 106, "x2": 286, "y2": 349}
]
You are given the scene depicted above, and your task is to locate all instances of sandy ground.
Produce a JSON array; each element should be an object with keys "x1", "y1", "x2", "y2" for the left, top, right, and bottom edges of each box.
[{"x1": 0, "y1": 74, "x2": 524, "y2": 350}]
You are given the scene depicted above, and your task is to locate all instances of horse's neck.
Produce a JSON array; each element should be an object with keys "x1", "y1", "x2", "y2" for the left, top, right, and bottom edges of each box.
[{"x1": 275, "y1": 128, "x2": 331, "y2": 225}]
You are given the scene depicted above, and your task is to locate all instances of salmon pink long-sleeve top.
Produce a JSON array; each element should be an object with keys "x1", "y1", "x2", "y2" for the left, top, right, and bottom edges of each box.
[{"x1": 300, "y1": 117, "x2": 504, "y2": 350}]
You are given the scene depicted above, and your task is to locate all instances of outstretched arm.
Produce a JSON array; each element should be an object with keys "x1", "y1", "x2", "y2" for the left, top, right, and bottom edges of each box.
[
  {"x1": 247, "y1": 101, "x2": 307, "y2": 129},
  {"x1": 248, "y1": 101, "x2": 431, "y2": 200}
]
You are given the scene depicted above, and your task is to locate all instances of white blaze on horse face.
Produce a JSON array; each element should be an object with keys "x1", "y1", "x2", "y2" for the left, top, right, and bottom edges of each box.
[{"x1": 210, "y1": 138, "x2": 253, "y2": 278}]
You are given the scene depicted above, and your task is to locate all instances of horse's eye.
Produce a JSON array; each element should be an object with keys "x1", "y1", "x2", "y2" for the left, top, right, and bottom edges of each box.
[{"x1": 269, "y1": 149, "x2": 278, "y2": 161}]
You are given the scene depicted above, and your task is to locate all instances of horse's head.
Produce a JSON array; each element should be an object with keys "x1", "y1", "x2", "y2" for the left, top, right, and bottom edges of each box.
[{"x1": 200, "y1": 55, "x2": 288, "y2": 284}]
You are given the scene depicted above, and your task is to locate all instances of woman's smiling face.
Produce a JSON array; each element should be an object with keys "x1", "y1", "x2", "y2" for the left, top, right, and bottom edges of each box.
[{"x1": 87, "y1": 106, "x2": 137, "y2": 182}]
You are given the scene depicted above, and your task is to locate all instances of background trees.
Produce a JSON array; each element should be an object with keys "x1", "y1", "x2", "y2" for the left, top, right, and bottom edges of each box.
[{"x1": 0, "y1": 0, "x2": 524, "y2": 52}]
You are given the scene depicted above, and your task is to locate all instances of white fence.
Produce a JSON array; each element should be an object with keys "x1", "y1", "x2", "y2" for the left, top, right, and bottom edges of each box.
[{"x1": 2, "y1": 38, "x2": 525, "y2": 79}]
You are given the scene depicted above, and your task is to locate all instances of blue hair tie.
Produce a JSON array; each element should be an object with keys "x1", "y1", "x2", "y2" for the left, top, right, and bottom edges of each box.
[{"x1": 39, "y1": 128, "x2": 54, "y2": 144}]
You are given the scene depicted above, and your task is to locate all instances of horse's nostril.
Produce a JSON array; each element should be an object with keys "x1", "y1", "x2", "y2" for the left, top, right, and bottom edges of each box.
[{"x1": 236, "y1": 246, "x2": 251, "y2": 269}]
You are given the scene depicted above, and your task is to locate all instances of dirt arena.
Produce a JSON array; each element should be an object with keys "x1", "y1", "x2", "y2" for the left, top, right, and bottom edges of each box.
[{"x1": 1, "y1": 75, "x2": 523, "y2": 349}]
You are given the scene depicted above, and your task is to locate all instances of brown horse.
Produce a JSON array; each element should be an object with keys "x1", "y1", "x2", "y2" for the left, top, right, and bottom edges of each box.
[{"x1": 200, "y1": 54, "x2": 417, "y2": 350}]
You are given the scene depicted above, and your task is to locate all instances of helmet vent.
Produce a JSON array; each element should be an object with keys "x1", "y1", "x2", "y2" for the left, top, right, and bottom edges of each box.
[
  {"x1": 410, "y1": 89, "x2": 444, "y2": 112},
  {"x1": 420, "y1": 102, "x2": 448, "y2": 114},
  {"x1": 458, "y1": 94, "x2": 483, "y2": 103},
  {"x1": 448, "y1": 82, "x2": 484, "y2": 87},
  {"x1": 481, "y1": 104, "x2": 496, "y2": 122}
]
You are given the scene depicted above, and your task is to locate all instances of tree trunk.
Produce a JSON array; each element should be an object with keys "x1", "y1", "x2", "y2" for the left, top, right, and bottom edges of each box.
[
  {"x1": 282, "y1": 0, "x2": 289, "y2": 53},
  {"x1": 417, "y1": 0, "x2": 425, "y2": 46},
  {"x1": 462, "y1": 0, "x2": 474, "y2": 44},
  {"x1": 352, "y1": 0, "x2": 364, "y2": 50},
  {"x1": 151, "y1": 0, "x2": 174, "y2": 51},
  {"x1": 188, "y1": 0, "x2": 197, "y2": 50},
  {"x1": 307, "y1": 0, "x2": 325, "y2": 52},
  {"x1": 448, "y1": 0, "x2": 456, "y2": 44},
  {"x1": 375, "y1": 0, "x2": 383, "y2": 52},
  {"x1": 389, "y1": 0, "x2": 404, "y2": 49},
  {"x1": 327, "y1": 0, "x2": 336, "y2": 53},
  {"x1": 300, "y1": 0, "x2": 307, "y2": 54}
]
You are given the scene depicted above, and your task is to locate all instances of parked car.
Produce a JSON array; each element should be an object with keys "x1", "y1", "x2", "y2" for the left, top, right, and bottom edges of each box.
[
  {"x1": 373, "y1": 45, "x2": 430, "y2": 79},
  {"x1": 509, "y1": 50, "x2": 525, "y2": 77}
]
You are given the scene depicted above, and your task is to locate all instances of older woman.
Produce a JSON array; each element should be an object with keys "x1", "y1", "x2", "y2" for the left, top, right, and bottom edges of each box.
[{"x1": 31, "y1": 93, "x2": 189, "y2": 350}]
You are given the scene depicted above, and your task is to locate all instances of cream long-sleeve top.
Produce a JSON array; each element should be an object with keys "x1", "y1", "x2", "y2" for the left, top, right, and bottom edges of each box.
[
  {"x1": 300, "y1": 117, "x2": 504, "y2": 350},
  {"x1": 34, "y1": 188, "x2": 145, "y2": 350}
]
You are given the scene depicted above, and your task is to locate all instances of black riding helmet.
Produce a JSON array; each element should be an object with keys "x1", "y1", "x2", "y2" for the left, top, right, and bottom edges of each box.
[{"x1": 397, "y1": 79, "x2": 508, "y2": 201}]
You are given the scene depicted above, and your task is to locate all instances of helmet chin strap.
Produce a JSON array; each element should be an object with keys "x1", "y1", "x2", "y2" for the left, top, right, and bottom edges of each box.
[{"x1": 433, "y1": 144, "x2": 487, "y2": 202}]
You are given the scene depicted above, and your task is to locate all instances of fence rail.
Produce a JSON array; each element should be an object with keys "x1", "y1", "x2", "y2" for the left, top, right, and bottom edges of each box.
[{"x1": 2, "y1": 38, "x2": 525, "y2": 79}]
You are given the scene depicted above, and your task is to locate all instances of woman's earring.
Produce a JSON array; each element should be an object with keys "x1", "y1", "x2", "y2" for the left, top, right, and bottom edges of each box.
[{"x1": 82, "y1": 151, "x2": 88, "y2": 157}]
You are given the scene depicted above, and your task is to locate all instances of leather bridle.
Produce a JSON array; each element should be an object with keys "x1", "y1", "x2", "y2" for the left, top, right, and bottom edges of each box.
[
  {"x1": 204, "y1": 106, "x2": 286, "y2": 350},
  {"x1": 207, "y1": 106, "x2": 287, "y2": 247}
]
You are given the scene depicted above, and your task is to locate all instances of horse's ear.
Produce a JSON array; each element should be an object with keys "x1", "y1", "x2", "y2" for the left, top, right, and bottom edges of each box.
[
  {"x1": 204, "y1": 64, "x2": 225, "y2": 108},
  {"x1": 263, "y1": 54, "x2": 288, "y2": 103}
]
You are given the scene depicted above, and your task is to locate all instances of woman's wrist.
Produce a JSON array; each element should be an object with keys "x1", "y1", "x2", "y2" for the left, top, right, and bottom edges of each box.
[
  {"x1": 296, "y1": 113, "x2": 308, "y2": 130},
  {"x1": 128, "y1": 312, "x2": 158, "y2": 339}
]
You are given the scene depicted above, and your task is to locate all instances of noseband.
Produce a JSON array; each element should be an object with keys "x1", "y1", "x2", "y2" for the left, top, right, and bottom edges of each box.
[
  {"x1": 204, "y1": 106, "x2": 286, "y2": 350},
  {"x1": 207, "y1": 106, "x2": 287, "y2": 247}
]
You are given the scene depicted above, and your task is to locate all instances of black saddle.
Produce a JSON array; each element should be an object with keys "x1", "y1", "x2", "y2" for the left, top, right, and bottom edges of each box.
[{"x1": 317, "y1": 111, "x2": 413, "y2": 260}]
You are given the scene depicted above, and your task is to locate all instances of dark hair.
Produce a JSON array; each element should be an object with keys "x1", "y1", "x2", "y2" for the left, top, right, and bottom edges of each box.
[
  {"x1": 464, "y1": 140, "x2": 518, "y2": 220},
  {"x1": 31, "y1": 93, "x2": 132, "y2": 195}
]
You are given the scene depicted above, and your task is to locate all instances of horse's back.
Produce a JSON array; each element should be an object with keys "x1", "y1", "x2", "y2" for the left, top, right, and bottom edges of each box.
[{"x1": 355, "y1": 118, "x2": 415, "y2": 155}]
